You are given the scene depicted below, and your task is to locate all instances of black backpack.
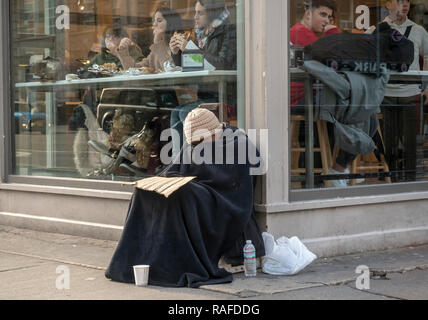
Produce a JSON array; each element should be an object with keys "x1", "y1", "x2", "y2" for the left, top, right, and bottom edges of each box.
[{"x1": 304, "y1": 22, "x2": 415, "y2": 73}]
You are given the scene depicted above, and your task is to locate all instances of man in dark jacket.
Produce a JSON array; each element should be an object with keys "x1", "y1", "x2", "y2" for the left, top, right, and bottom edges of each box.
[{"x1": 170, "y1": 0, "x2": 236, "y2": 70}]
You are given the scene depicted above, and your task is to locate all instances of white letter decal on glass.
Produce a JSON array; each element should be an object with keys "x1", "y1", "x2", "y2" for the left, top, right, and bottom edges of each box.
[
  {"x1": 56, "y1": 5, "x2": 70, "y2": 30},
  {"x1": 355, "y1": 5, "x2": 370, "y2": 30}
]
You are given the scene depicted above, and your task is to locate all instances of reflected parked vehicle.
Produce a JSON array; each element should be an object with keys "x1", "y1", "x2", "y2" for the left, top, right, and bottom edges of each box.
[
  {"x1": 96, "y1": 87, "x2": 180, "y2": 134},
  {"x1": 89, "y1": 86, "x2": 236, "y2": 177},
  {"x1": 14, "y1": 111, "x2": 46, "y2": 134},
  {"x1": 96, "y1": 87, "x2": 236, "y2": 134}
]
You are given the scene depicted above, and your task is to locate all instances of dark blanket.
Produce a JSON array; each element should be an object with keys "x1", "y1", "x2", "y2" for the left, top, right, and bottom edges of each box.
[{"x1": 105, "y1": 127, "x2": 265, "y2": 288}]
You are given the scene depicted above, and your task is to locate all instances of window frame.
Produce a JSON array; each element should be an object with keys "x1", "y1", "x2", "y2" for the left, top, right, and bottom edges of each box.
[
  {"x1": 3, "y1": 0, "x2": 428, "y2": 207},
  {"x1": 1, "y1": 0, "x2": 247, "y2": 192},
  {"x1": 0, "y1": 0, "x2": 11, "y2": 184},
  {"x1": 287, "y1": 0, "x2": 428, "y2": 202}
]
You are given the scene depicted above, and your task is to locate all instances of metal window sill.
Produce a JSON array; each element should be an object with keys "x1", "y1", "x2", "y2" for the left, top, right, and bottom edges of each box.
[{"x1": 255, "y1": 190, "x2": 428, "y2": 213}]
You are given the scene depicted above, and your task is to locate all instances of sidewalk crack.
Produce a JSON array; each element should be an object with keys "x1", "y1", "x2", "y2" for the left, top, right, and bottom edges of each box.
[
  {"x1": 0, "y1": 265, "x2": 44, "y2": 273},
  {"x1": 345, "y1": 283, "x2": 406, "y2": 300},
  {"x1": 0, "y1": 249, "x2": 106, "y2": 271}
]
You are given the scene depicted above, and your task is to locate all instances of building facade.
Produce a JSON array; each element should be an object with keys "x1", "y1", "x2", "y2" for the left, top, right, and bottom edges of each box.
[{"x1": 1, "y1": 0, "x2": 428, "y2": 257}]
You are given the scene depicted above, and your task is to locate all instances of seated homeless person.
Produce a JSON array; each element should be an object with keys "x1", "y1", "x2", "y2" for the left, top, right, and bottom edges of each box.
[{"x1": 105, "y1": 108, "x2": 265, "y2": 288}]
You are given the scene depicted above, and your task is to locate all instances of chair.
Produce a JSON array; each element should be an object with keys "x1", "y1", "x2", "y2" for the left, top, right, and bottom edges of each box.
[
  {"x1": 333, "y1": 114, "x2": 392, "y2": 186},
  {"x1": 290, "y1": 115, "x2": 332, "y2": 188}
]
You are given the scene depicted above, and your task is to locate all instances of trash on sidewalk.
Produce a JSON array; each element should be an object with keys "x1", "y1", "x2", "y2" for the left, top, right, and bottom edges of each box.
[{"x1": 261, "y1": 232, "x2": 317, "y2": 276}]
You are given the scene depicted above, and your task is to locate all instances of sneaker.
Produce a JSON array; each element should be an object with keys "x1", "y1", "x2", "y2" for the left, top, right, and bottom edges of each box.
[
  {"x1": 355, "y1": 177, "x2": 366, "y2": 184},
  {"x1": 341, "y1": 168, "x2": 365, "y2": 184},
  {"x1": 344, "y1": 168, "x2": 365, "y2": 184},
  {"x1": 118, "y1": 144, "x2": 137, "y2": 163},
  {"x1": 328, "y1": 168, "x2": 348, "y2": 188}
]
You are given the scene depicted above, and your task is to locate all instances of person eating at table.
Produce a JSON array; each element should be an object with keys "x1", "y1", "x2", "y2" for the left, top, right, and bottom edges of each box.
[
  {"x1": 168, "y1": 0, "x2": 237, "y2": 156},
  {"x1": 90, "y1": 27, "x2": 144, "y2": 70},
  {"x1": 116, "y1": 5, "x2": 183, "y2": 73},
  {"x1": 169, "y1": 0, "x2": 236, "y2": 71}
]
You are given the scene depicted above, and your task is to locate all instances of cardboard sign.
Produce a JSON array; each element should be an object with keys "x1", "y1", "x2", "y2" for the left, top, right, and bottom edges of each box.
[{"x1": 135, "y1": 176, "x2": 197, "y2": 198}]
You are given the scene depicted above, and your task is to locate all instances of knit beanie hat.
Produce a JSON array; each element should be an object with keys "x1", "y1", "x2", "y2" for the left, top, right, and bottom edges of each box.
[{"x1": 183, "y1": 108, "x2": 224, "y2": 145}]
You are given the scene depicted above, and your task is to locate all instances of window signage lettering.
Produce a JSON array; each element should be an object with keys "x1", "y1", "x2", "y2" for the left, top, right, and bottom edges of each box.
[{"x1": 56, "y1": 5, "x2": 70, "y2": 30}]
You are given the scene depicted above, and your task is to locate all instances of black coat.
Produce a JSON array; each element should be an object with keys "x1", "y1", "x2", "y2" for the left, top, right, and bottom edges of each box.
[
  {"x1": 173, "y1": 23, "x2": 237, "y2": 70},
  {"x1": 105, "y1": 128, "x2": 265, "y2": 288}
]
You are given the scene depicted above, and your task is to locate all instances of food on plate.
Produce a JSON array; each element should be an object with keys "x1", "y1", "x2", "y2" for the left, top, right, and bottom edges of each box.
[
  {"x1": 101, "y1": 63, "x2": 118, "y2": 71},
  {"x1": 140, "y1": 67, "x2": 155, "y2": 74}
]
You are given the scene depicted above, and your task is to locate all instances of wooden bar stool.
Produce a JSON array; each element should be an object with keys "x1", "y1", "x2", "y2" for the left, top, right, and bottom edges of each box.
[
  {"x1": 333, "y1": 115, "x2": 391, "y2": 186},
  {"x1": 291, "y1": 115, "x2": 332, "y2": 188}
]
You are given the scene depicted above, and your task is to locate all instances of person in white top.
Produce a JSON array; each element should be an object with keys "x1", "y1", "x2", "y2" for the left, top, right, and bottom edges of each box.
[{"x1": 368, "y1": 0, "x2": 428, "y2": 182}]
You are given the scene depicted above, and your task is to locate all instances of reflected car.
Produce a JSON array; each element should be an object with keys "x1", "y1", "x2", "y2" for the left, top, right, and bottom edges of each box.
[
  {"x1": 97, "y1": 87, "x2": 181, "y2": 133},
  {"x1": 96, "y1": 87, "x2": 233, "y2": 134},
  {"x1": 14, "y1": 111, "x2": 46, "y2": 134}
]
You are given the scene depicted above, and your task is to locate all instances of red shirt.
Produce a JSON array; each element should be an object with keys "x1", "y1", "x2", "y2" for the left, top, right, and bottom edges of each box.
[{"x1": 290, "y1": 23, "x2": 339, "y2": 107}]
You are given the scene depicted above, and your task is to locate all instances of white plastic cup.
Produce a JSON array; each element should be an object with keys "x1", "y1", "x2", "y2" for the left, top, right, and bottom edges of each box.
[{"x1": 133, "y1": 265, "x2": 150, "y2": 287}]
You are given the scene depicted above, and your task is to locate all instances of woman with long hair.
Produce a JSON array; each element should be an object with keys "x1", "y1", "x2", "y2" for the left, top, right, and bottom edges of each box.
[{"x1": 117, "y1": 6, "x2": 183, "y2": 73}]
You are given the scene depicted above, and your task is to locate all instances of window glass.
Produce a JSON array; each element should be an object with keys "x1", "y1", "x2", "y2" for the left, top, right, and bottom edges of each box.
[
  {"x1": 289, "y1": 0, "x2": 428, "y2": 191},
  {"x1": 11, "y1": 0, "x2": 242, "y2": 181}
]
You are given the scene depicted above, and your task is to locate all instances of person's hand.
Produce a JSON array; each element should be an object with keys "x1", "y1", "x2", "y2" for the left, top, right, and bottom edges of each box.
[
  {"x1": 324, "y1": 24, "x2": 338, "y2": 33},
  {"x1": 385, "y1": 1, "x2": 404, "y2": 24},
  {"x1": 169, "y1": 35, "x2": 181, "y2": 54},
  {"x1": 169, "y1": 34, "x2": 188, "y2": 54},
  {"x1": 177, "y1": 35, "x2": 189, "y2": 52},
  {"x1": 118, "y1": 38, "x2": 132, "y2": 51}
]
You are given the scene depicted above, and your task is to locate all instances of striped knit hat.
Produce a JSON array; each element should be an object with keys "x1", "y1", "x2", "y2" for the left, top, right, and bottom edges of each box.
[{"x1": 183, "y1": 108, "x2": 224, "y2": 145}]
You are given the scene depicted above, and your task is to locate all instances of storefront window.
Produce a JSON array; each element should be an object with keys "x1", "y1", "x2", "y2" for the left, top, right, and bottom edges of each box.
[
  {"x1": 11, "y1": 0, "x2": 242, "y2": 181},
  {"x1": 289, "y1": 0, "x2": 428, "y2": 191}
]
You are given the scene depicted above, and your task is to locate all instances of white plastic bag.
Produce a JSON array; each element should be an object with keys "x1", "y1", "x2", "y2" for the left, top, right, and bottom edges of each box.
[{"x1": 262, "y1": 232, "x2": 317, "y2": 276}]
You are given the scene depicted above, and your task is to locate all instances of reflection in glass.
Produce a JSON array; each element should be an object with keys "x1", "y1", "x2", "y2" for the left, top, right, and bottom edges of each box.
[
  {"x1": 11, "y1": 0, "x2": 241, "y2": 182},
  {"x1": 289, "y1": 0, "x2": 428, "y2": 190}
]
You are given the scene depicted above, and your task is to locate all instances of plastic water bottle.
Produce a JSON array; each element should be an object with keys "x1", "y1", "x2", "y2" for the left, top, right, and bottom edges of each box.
[{"x1": 244, "y1": 240, "x2": 257, "y2": 277}]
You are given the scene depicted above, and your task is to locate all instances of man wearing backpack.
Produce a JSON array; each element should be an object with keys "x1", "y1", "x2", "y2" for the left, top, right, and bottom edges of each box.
[{"x1": 369, "y1": 0, "x2": 428, "y2": 182}]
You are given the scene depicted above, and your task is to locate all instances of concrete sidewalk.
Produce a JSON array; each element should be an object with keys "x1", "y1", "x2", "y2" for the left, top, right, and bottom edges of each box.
[{"x1": 0, "y1": 225, "x2": 427, "y2": 300}]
